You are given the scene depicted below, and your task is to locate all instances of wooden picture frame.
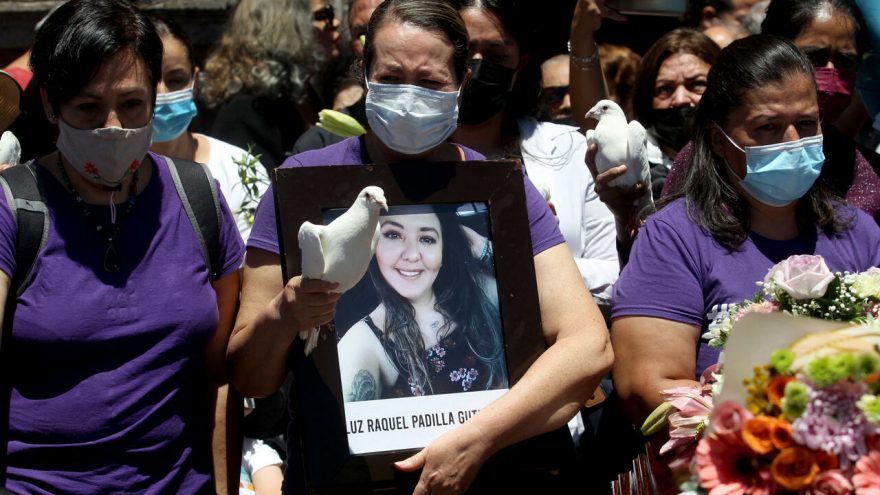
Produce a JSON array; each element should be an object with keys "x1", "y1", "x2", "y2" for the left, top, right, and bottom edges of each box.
[{"x1": 273, "y1": 160, "x2": 546, "y2": 492}]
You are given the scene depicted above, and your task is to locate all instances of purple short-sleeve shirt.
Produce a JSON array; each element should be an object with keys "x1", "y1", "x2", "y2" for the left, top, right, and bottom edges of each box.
[
  {"x1": 248, "y1": 137, "x2": 564, "y2": 257},
  {"x1": 612, "y1": 199, "x2": 880, "y2": 377},
  {"x1": 0, "y1": 154, "x2": 244, "y2": 494}
]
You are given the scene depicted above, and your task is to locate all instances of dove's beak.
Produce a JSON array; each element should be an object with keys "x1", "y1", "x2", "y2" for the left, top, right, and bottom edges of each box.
[
  {"x1": 379, "y1": 200, "x2": 388, "y2": 212},
  {"x1": 585, "y1": 110, "x2": 598, "y2": 121}
]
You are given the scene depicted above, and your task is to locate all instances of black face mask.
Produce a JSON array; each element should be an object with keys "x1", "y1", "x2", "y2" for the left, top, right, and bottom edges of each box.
[
  {"x1": 458, "y1": 58, "x2": 516, "y2": 125},
  {"x1": 651, "y1": 106, "x2": 697, "y2": 152}
]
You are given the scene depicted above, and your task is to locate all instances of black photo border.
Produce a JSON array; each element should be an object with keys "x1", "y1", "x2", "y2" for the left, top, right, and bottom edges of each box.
[{"x1": 273, "y1": 160, "x2": 545, "y2": 492}]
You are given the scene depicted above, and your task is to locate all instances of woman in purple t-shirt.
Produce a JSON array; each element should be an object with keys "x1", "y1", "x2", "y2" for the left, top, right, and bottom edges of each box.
[
  {"x1": 612, "y1": 35, "x2": 880, "y2": 427},
  {"x1": 0, "y1": 1, "x2": 244, "y2": 493},
  {"x1": 228, "y1": 0, "x2": 613, "y2": 493}
]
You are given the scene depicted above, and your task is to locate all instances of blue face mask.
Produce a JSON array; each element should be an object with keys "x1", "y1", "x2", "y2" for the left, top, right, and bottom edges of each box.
[
  {"x1": 153, "y1": 86, "x2": 198, "y2": 143},
  {"x1": 718, "y1": 127, "x2": 825, "y2": 207}
]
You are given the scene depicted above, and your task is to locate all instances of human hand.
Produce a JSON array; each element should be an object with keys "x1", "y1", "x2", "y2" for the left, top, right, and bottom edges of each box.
[
  {"x1": 571, "y1": 0, "x2": 626, "y2": 41},
  {"x1": 0, "y1": 163, "x2": 10, "y2": 172},
  {"x1": 394, "y1": 424, "x2": 492, "y2": 495},
  {"x1": 278, "y1": 276, "x2": 340, "y2": 333}
]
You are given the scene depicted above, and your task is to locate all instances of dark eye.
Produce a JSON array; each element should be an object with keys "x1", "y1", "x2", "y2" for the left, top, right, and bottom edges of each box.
[
  {"x1": 419, "y1": 235, "x2": 437, "y2": 245},
  {"x1": 382, "y1": 230, "x2": 401, "y2": 240},
  {"x1": 124, "y1": 99, "x2": 145, "y2": 110},
  {"x1": 655, "y1": 85, "x2": 673, "y2": 98}
]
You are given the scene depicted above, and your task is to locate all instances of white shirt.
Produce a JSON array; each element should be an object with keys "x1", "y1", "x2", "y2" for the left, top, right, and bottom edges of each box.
[{"x1": 518, "y1": 118, "x2": 619, "y2": 310}]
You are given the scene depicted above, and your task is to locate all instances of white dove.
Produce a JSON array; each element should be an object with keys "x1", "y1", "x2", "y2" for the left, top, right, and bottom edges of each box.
[
  {"x1": 585, "y1": 99, "x2": 653, "y2": 210},
  {"x1": 0, "y1": 131, "x2": 20, "y2": 167},
  {"x1": 298, "y1": 185, "x2": 388, "y2": 354}
]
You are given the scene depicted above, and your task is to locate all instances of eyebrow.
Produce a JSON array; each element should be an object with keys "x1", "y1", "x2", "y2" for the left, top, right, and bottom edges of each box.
[
  {"x1": 380, "y1": 220, "x2": 440, "y2": 236},
  {"x1": 78, "y1": 88, "x2": 148, "y2": 99}
]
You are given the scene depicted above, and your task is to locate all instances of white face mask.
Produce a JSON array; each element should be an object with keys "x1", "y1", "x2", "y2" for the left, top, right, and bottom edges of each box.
[
  {"x1": 365, "y1": 81, "x2": 460, "y2": 155},
  {"x1": 56, "y1": 118, "x2": 153, "y2": 188}
]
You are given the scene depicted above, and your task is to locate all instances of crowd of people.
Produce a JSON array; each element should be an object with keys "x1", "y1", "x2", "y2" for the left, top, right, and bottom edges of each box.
[{"x1": 0, "y1": 0, "x2": 879, "y2": 493}]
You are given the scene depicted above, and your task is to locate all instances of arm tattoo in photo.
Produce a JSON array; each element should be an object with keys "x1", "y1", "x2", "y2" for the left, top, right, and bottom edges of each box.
[{"x1": 348, "y1": 369, "x2": 378, "y2": 401}]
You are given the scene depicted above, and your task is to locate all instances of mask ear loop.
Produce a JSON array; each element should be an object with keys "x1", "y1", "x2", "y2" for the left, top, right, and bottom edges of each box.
[
  {"x1": 713, "y1": 123, "x2": 746, "y2": 153},
  {"x1": 712, "y1": 122, "x2": 747, "y2": 182}
]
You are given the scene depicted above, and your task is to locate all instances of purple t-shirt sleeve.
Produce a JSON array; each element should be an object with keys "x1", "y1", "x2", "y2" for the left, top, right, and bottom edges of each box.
[
  {"x1": 0, "y1": 199, "x2": 16, "y2": 280},
  {"x1": 214, "y1": 178, "x2": 247, "y2": 277},
  {"x1": 523, "y1": 175, "x2": 564, "y2": 255},
  {"x1": 612, "y1": 211, "x2": 704, "y2": 326},
  {"x1": 247, "y1": 182, "x2": 280, "y2": 254}
]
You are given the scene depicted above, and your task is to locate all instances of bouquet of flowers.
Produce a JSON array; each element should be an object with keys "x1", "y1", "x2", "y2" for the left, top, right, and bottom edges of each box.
[{"x1": 642, "y1": 255, "x2": 880, "y2": 494}]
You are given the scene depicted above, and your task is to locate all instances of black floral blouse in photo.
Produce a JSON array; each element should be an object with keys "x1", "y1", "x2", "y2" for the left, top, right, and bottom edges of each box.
[{"x1": 363, "y1": 316, "x2": 496, "y2": 397}]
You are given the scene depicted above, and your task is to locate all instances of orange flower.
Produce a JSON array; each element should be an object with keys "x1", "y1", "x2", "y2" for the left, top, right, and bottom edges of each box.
[
  {"x1": 765, "y1": 375, "x2": 794, "y2": 407},
  {"x1": 770, "y1": 419, "x2": 794, "y2": 450},
  {"x1": 743, "y1": 416, "x2": 776, "y2": 455},
  {"x1": 815, "y1": 450, "x2": 840, "y2": 471},
  {"x1": 771, "y1": 446, "x2": 820, "y2": 491}
]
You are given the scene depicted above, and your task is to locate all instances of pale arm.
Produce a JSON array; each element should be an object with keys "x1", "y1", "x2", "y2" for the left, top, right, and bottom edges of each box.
[
  {"x1": 396, "y1": 243, "x2": 614, "y2": 494},
  {"x1": 227, "y1": 247, "x2": 340, "y2": 398},
  {"x1": 338, "y1": 322, "x2": 385, "y2": 401},
  {"x1": 569, "y1": 0, "x2": 624, "y2": 132},
  {"x1": 610, "y1": 315, "x2": 701, "y2": 425}
]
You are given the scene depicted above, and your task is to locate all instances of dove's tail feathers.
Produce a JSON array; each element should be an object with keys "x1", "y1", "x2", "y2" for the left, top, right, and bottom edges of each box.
[
  {"x1": 301, "y1": 328, "x2": 320, "y2": 356},
  {"x1": 298, "y1": 222, "x2": 325, "y2": 280}
]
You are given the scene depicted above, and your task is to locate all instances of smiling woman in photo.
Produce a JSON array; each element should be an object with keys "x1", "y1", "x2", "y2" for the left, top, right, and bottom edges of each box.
[{"x1": 337, "y1": 207, "x2": 505, "y2": 402}]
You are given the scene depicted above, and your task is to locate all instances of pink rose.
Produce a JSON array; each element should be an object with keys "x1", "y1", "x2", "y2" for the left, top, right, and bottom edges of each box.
[
  {"x1": 806, "y1": 470, "x2": 854, "y2": 495},
  {"x1": 712, "y1": 400, "x2": 753, "y2": 443},
  {"x1": 764, "y1": 255, "x2": 836, "y2": 300}
]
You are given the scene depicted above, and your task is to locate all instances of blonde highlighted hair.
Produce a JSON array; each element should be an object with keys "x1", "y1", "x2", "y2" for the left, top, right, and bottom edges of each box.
[{"x1": 199, "y1": 0, "x2": 322, "y2": 107}]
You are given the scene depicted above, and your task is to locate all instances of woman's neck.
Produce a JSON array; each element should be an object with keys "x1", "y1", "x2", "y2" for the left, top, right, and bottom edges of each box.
[
  {"x1": 364, "y1": 134, "x2": 461, "y2": 164},
  {"x1": 748, "y1": 201, "x2": 799, "y2": 240},
  {"x1": 453, "y1": 111, "x2": 510, "y2": 159},
  {"x1": 45, "y1": 151, "x2": 152, "y2": 205},
  {"x1": 150, "y1": 132, "x2": 198, "y2": 161}
]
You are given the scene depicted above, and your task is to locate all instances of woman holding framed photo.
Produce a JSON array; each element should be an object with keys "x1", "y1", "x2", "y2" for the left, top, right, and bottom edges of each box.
[{"x1": 227, "y1": 0, "x2": 613, "y2": 493}]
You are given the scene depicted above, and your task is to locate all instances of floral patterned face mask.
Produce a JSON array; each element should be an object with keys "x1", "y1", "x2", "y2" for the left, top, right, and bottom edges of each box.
[{"x1": 55, "y1": 117, "x2": 153, "y2": 188}]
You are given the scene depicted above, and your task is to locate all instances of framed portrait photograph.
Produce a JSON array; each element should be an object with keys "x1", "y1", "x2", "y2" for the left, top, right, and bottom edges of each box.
[{"x1": 274, "y1": 161, "x2": 546, "y2": 492}]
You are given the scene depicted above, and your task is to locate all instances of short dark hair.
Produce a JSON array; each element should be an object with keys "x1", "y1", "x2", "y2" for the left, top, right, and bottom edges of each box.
[
  {"x1": 632, "y1": 28, "x2": 720, "y2": 127},
  {"x1": 149, "y1": 14, "x2": 196, "y2": 74},
  {"x1": 761, "y1": 0, "x2": 868, "y2": 57},
  {"x1": 664, "y1": 34, "x2": 849, "y2": 250},
  {"x1": 30, "y1": 0, "x2": 162, "y2": 112},
  {"x1": 363, "y1": 0, "x2": 469, "y2": 84}
]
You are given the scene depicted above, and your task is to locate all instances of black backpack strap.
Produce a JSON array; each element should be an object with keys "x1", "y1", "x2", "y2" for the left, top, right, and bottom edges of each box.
[
  {"x1": 0, "y1": 162, "x2": 48, "y2": 297},
  {"x1": 164, "y1": 156, "x2": 223, "y2": 281}
]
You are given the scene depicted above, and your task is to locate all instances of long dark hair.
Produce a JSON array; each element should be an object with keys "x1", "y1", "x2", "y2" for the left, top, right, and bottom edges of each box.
[
  {"x1": 661, "y1": 34, "x2": 850, "y2": 251},
  {"x1": 369, "y1": 208, "x2": 505, "y2": 394}
]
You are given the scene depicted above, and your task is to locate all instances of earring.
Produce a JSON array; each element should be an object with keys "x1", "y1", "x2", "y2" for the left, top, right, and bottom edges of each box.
[{"x1": 47, "y1": 113, "x2": 58, "y2": 124}]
